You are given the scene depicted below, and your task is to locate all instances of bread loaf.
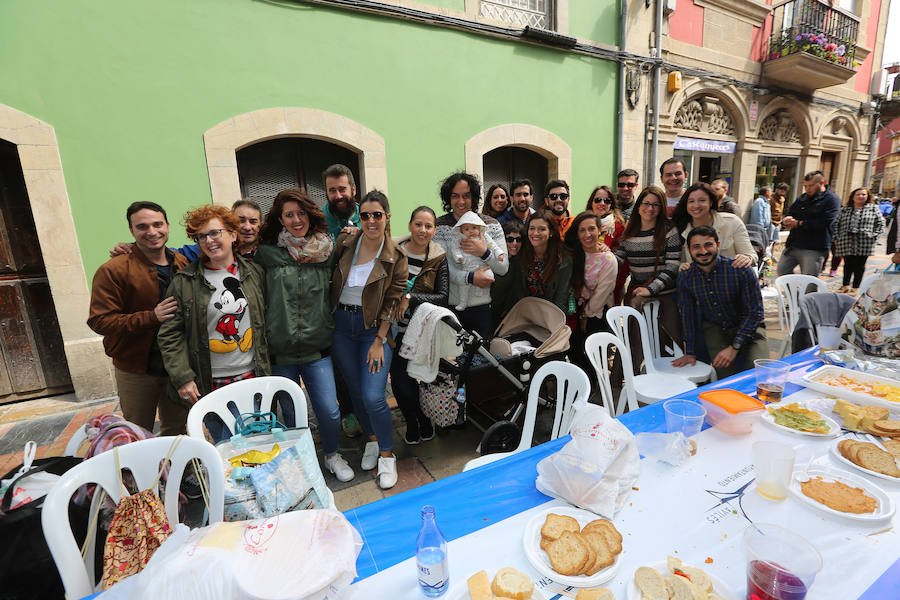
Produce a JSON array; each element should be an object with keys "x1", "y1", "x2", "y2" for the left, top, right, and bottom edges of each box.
[{"x1": 491, "y1": 567, "x2": 534, "y2": 600}]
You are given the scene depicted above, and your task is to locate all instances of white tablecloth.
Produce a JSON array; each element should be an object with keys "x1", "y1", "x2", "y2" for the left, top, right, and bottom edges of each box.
[{"x1": 347, "y1": 389, "x2": 900, "y2": 599}]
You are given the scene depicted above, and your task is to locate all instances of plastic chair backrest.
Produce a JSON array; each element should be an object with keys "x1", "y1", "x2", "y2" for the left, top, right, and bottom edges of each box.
[
  {"x1": 515, "y1": 361, "x2": 590, "y2": 453},
  {"x1": 640, "y1": 299, "x2": 684, "y2": 359},
  {"x1": 605, "y1": 305, "x2": 656, "y2": 373},
  {"x1": 774, "y1": 274, "x2": 827, "y2": 333},
  {"x1": 41, "y1": 436, "x2": 225, "y2": 600},
  {"x1": 584, "y1": 332, "x2": 639, "y2": 417},
  {"x1": 856, "y1": 275, "x2": 876, "y2": 297},
  {"x1": 186, "y1": 376, "x2": 309, "y2": 439}
]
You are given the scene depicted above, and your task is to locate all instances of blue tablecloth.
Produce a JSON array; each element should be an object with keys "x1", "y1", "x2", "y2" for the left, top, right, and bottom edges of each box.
[{"x1": 344, "y1": 347, "x2": 898, "y2": 598}]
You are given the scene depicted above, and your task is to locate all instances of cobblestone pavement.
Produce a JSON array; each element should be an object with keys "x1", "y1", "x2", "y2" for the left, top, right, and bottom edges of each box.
[{"x1": 1, "y1": 237, "x2": 894, "y2": 510}]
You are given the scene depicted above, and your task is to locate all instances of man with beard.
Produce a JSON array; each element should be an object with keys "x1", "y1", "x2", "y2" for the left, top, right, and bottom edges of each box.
[
  {"x1": 616, "y1": 168, "x2": 639, "y2": 221},
  {"x1": 89, "y1": 201, "x2": 190, "y2": 433},
  {"x1": 499, "y1": 178, "x2": 535, "y2": 225},
  {"x1": 673, "y1": 226, "x2": 767, "y2": 378},
  {"x1": 322, "y1": 163, "x2": 361, "y2": 242},
  {"x1": 660, "y1": 158, "x2": 688, "y2": 217},
  {"x1": 543, "y1": 179, "x2": 574, "y2": 237}
]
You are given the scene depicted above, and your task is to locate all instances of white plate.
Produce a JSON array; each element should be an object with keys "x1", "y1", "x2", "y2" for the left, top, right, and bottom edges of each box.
[
  {"x1": 790, "y1": 467, "x2": 895, "y2": 522},
  {"x1": 626, "y1": 561, "x2": 738, "y2": 600},
  {"x1": 830, "y1": 437, "x2": 900, "y2": 482},
  {"x1": 760, "y1": 401, "x2": 841, "y2": 437},
  {"x1": 523, "y1": 506, "x2": 622, "y2": 587},
  {"x1": 446, "y1": 569, "x2": 544, "y2": 600},
  {"x1": 800, "y1": 365, "x2": 900, "y2": 410}
]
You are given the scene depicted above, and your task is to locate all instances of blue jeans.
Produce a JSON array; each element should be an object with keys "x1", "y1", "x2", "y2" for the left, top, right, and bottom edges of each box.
[
  {"x1": 331, "y1": 308, "x2": 394, "y2": 452},
  {"x1": 271, "y1": 357, "x2": 341, "y2": 457}
]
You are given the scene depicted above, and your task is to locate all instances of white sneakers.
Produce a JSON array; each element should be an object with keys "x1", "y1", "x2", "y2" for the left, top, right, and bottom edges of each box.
[
  {"x1": 324, "y1": 453, "x2": 355, "y2": 482},
  {"x1": 377, "y1": 456, "x2": 398, "y2": 489},
  {"x1": 361, "y1": 441, "x2": 380, "y2": 471}
]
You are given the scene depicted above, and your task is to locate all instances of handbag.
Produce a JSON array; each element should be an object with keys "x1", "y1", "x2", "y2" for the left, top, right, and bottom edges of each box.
[
  {"x1": 0, "y1": 451, "x2": 86, "y2": 600},
  {"x1": 418, "y1": 371, "x2": 459, "y2": 427}
]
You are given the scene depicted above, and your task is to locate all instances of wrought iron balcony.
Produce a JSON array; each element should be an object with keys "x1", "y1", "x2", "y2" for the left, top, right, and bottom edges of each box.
[{"x1": 762, "y1": 0, "x2": 859, "y2": 92}]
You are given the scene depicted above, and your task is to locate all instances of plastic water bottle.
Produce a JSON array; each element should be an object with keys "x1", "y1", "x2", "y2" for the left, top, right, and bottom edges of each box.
[
  {"x1": 416, "y1": 505, "x2": 448, "y2": 596},
  {"x1": 454, "y1": 386, "x2": 466, "y2": 405}
]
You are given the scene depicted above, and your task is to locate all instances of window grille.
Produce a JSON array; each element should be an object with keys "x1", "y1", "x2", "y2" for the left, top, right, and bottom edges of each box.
[{"x1": 480, "y1": 0, "x2": 551, "y2": 29}]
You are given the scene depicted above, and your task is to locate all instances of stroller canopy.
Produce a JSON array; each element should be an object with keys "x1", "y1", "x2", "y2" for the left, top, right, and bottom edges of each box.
[{"x1": 489, "y1": 297, "x2": 571, "y2": 358}]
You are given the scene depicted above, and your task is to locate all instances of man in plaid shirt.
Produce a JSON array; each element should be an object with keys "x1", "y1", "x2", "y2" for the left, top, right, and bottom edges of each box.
[{"x1": 673, "y1": 226, "x2": 768, "y2": 378}]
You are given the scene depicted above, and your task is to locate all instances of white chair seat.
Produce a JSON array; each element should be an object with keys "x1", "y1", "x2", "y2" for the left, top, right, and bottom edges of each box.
[
  {"x1": 633, "y1": 374, "x2": 696, "y2": 405},
  {"x1": 650, "y1": 357, "x2": 715, "y2": 384},
  {"x1": 463, "y1": 451, "x2": 514, "y2": 471}
]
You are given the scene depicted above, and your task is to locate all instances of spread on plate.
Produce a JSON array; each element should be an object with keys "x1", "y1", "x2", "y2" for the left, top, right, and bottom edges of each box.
[
  {"x1": 799, "y1": 476, "x2": 878, "y2": 514},
  {"x1": 817, "y1": 375, "x2": 900, "y2": 403},
  {"x1": 768, "y1": 403, "x2": 830, "y2": 434}
]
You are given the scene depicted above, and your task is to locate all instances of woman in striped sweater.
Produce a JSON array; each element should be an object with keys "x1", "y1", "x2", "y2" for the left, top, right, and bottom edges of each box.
[{"x1": 613, "y1": 186, "x2": 684, "y2": 369}]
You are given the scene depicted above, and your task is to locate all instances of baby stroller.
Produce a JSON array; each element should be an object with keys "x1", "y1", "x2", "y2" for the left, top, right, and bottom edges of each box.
[{"x1": 429, "y1": 297, "x2": 571, "y2": 455}]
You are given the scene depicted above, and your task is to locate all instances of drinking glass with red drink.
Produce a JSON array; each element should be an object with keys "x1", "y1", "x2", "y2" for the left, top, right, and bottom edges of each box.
[{"x1": 743, "y1": 524, "x2": 822, "y2": 600}]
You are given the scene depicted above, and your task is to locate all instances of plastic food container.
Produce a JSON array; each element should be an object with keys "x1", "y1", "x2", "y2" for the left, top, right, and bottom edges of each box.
[{"x1": 698, "y1": 389, "x2": 765, "y2": 435}]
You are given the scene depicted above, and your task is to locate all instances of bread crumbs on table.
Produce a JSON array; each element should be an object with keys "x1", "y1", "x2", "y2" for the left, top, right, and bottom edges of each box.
[{"x1": 705, "y1": 557, "x2": 714, "y2": 564}]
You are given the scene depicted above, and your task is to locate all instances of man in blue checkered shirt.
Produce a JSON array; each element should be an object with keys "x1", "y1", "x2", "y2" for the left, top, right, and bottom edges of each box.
[{"x1": 672, "y1": 226, "x2": 768, "y2": 378}]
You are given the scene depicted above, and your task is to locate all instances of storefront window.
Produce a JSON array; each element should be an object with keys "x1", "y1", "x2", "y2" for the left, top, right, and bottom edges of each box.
[
  {"x1": 755, "y1": 155, "x2": 799, "y2": 204},
  {"x1": 674, "y1": 149, "x2": 735, "y2": 185}
]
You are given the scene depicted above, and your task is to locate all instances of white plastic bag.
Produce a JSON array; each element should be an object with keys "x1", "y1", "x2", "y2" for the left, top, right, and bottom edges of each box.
[
  {"x1": 535, "y1": 404, "x2": 640, "y2": 518},
  {"x1": 100, "y1": 509, "x2": 363, "y2": 600}
]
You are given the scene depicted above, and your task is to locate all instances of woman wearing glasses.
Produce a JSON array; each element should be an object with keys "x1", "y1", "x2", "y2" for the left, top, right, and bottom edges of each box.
[
  {"x1": 613, "y1": 186, "x2": 684, "y2": 369},
  {"x1": 254, "y1": 188, "x2": 356, "y2": 482},
  {"x1": 483, "y1": 183, "x2": 511, "y2": 220},
  {"x1": 330, "y1": 190, "x2": 408, "y2": 489},
  {"x1": 158, "y1": 205, "x2": 269, "y2": 439},
  {"x1": 432, "y1": 172, "x2": 508, "y2": 339}
]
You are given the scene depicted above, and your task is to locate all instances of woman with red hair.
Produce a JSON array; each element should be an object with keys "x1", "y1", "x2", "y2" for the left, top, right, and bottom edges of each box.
[{"x1": 158, "y1": 205, "x2": 269, "y2": 440}]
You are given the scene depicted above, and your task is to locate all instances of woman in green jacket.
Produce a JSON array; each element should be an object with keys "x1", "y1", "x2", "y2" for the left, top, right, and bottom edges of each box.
[
  {"x1": 157, "y1": 205, "x2": 270, "y2": 441},
  {"x1": 255, "y1": 188, "x2": 355, "y2": 483},
  {"x1": 511, "y1": 209, "x2": 573, "y2": 313}
]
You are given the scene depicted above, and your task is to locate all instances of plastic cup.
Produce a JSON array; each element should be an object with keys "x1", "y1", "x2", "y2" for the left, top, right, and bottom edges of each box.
[
  {"x1": 754, "y1": 359, "x2": 791, "y2": 404},
  {"x1": 752, "y1": 441, "x2": 795, "y2": 501},
  {"x1": 743, "y1": 523, "x2": 822, "y2": 600},
  {"x1": 815, "y1": 325, "x2": 841, "y2": 350},
  {"x1": 663, "y1": 399, "x2": 707, "y2": 437}
]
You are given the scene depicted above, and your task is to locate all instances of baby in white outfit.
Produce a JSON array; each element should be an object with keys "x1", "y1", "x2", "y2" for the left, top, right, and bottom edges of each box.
[{"x1": 450, "y1": 211, "x2": 504, "y2": 311}]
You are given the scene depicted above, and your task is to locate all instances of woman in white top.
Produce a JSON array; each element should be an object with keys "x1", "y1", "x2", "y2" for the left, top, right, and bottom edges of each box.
[{"x1": 672, "y1": 182, "x2": 756, "y2": 268}]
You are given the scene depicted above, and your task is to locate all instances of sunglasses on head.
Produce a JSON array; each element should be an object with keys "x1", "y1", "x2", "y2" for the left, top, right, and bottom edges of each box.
[
  {"x1": 548, "y1": 193, "x2": 569, "y2": 201},
  {"x1": 360, "y1": 211, "x2": 385, "y2": 221},
  {"x1": 593, "y1": 197, "x2": 614, "y2": 205},
  {"x1": 505, "y1": 235, "x2": 522, "y2": 243},
  {"x1": 617, "y1": 182, "x2": 637, "y2": 188}
]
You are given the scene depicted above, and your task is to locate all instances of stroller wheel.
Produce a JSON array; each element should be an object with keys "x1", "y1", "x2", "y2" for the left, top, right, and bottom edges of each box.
[{"x1": 479, "y1": 420, "x2": 521, "y2": 456}]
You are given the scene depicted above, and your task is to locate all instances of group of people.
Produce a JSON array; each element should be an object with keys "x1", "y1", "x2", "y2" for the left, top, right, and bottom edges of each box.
[{"x1": 87, "y1": 157, "x2": 895, "y2": 491}]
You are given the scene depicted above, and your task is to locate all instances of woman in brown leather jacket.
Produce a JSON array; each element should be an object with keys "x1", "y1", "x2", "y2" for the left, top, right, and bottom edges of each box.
[{"x1": 330, "y1": 190, "x2": 408, "y2": 489}]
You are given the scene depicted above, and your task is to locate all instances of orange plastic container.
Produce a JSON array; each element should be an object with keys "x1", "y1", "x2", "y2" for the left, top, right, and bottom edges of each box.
[{"x1": 698, "y1": 389, "x2": 765, "y2": 435}]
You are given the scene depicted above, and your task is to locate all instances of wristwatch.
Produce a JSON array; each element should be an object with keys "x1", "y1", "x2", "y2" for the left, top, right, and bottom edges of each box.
[{"x1": 730, "y1": 341, "x2": 742, "y2": 351}]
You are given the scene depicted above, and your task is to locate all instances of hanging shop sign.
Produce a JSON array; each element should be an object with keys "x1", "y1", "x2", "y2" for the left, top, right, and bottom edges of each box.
[{"x1": 674, "y1": 136, "x2": 736, "y2": 154}]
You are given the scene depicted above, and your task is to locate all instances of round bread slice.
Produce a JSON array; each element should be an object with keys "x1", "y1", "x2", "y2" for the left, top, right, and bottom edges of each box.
[
  {"x1": 666, "y1": 574, "x2": 706, "y2": 600},
  {"x1": 583, "y1": 521, "x2": 623, "y2": 556},
  {"x1": 871, "y1": 420, "x2": 900, "y2": 433},
  {"x1": 547, "y1": 531, "x2": 592, "y2": 576},
  {"x1": 881, "y1": 439, "x2": 900, "y2": 457},
  {"x1": 539, "y1": 536, "x2": 553, "y2": 553},
  {"x1": 491, "y1": 567, "x2": 535, "y2": 600},
  {"x1": 838, "y1": 439, "x2": 857, "y2": 460},
  {"x1": 681, "y1": 565, "x2": 713, "y2": 594},
  {"x1": 856, "y1": 445, "x2": 900, "y2": 477},
  {"x1": 634, "y1": 567, "x2": 667, "y2": 600},
  {"x1": 575, "y1": 589, "x2": 615, "y2": 600},
  {"x1": 541, "y1": 513, "x2": 580, "y2": 541},
  {"x1": 582, "y1": 519, "x2": 623, "y2": 545},
  {"x1": 581, "y1": 531, "x2": 615, "y2": 575}
]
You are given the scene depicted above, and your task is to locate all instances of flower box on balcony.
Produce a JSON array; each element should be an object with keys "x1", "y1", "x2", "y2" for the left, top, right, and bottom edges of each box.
[{"x1": 762, "y1": 51, "x2": 856, "y2": 92}]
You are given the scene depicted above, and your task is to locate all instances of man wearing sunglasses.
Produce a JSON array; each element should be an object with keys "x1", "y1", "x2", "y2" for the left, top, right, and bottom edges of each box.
[
  {"x1": 499, "y1": 178, "x2": 535, "y2": 226},
  {"x1": 88, "y1": 201, "x2": 190, "y2": 434},
  {"x1": 543, "y1": 179, "x2": 574, "y2": 237},
  {"x1": 616, "y1": 168, "x2": 640, "y2": 221}
]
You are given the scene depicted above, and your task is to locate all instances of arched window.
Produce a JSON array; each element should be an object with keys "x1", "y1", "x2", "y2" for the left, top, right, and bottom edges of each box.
[
  {"x1": 482, "y1": 146, "x2": 549, "y2": 209},
  {"x1": 236, "y1": 138, "x2": 361, "y2": 215}
]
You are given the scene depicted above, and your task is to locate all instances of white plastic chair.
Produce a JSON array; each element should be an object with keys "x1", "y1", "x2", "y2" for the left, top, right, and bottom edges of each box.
[
  {"x1": 186, "y1": 376, "x2": 309, "y2": 439},
  {"x1": 640, "y1": 300, "x2": 716, "y2": 383},
  {"x1": 605, "y1": 307, "x2": 696, "y2": 406},
  {"x1": 41, "y1": 436, "x2": 225, "y2": 600},
  {"x1": 856, "y1": 274, "x2": 876, "y2": 297},
  {"x1": 774, "y1": 274, "x2": 827, "y2": 357},
  {"x1": 64, "y1": 423, "x2": 90, "y2": 457},
  {"x1": 462, "y1": 361, "x2": 590, "y2": 472},
  {"x1": 584, "y1": 332, "x2": 640, "y2": 417}
]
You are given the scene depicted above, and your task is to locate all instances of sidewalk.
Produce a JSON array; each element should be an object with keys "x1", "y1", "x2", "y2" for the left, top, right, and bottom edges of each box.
[{"x1": 1, "y1": 238, "x2": 894, "y2": 510}]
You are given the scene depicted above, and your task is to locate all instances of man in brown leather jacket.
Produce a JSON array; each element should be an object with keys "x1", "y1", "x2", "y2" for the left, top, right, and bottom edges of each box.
[{"x1": 88, "y1": 201, "x2": 189, "y2": 434}]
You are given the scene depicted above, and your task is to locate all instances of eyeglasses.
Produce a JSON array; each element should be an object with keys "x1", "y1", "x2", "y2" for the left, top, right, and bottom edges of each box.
[
  {"x1": 640, "y1": 203, "x2": 662, "y2": 210},
  {"x1": 360, "y1": 211, "x2": 385, "y2": 221},
  {"x1": 593, "y1": 197, "x2": 614, "y2": 205},
  {"x1": 547, "y1": 193, "x2": 569, "y2": 201},
  {"x1": 192, "y1": 228, "x2": 227, "y2": 243},
  {"x1": 617, "y1": 182, "x2": 637, "y2": 188},
  {"x1": 505, "y1": 236, "x2": 522, "y2": 244}
]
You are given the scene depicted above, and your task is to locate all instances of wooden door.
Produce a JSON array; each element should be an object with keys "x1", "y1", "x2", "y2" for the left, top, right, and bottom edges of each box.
[
  {"x1": 820, "y1": 152, "x2": 837, "y2": 189},
  {"x1": 0, "y1": 140, "x2": 72, "y2": 402}
]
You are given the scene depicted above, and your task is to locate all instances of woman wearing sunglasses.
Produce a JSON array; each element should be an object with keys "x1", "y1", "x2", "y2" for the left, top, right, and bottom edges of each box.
[
  {"x1": 330, "y1": 190, "x2": 408, "y2": 489},
  {"x1": 254, "y1": 189, "x2": 356, "y2": 482},
  {"x1": 587, "y1": 185, "x2": 628, "y2": 303},
  {"x1": 158, "y1": 205, "x2": 269, "y2": 440}
]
